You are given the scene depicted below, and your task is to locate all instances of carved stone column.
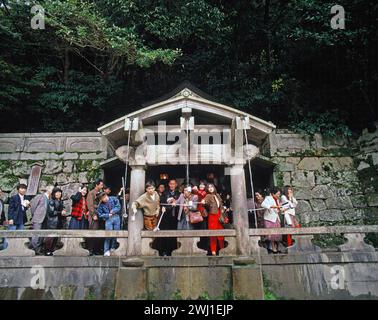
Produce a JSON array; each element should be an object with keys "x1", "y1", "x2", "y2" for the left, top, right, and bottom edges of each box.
[
  {"x1": 127, "y1": 165, "x2": 146, "y2": 256},
  {"x1": 230, "y1": 164, "x2": 250, "y2": 255}
]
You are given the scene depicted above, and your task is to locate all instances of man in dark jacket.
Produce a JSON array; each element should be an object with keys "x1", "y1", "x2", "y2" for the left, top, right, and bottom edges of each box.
[
  {"x1": 156, "y1": 179, "x2": 180, "y2": 256},
  {"x1": 8, "y1": 184, "x2": 29, "y2": 230},
  {"x1": 3, "y1": 184, "x2": 30, "y2": 249},
  {"x1": 0, "y1": 187, "x2": 6, "y2": 225}
]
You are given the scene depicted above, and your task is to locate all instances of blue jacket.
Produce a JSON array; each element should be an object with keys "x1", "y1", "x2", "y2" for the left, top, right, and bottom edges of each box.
[
  {"x1": 98, "y1": 196, "x2": 121, "y2": 220},
  {"x1": 8, "y1": 194, "x2": 26, "y2": 225}
]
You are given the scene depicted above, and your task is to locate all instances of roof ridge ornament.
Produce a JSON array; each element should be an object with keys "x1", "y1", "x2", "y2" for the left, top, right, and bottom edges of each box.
[{"x1": 180, "y1": 88, "x2": 193, "y2": 97}]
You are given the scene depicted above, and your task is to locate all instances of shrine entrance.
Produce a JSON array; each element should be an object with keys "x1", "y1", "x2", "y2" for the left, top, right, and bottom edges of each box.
[
  {"x1": 98, "y1": 83, "x2": 276, "y2": 256},
  {"x1": 103, "y1": 160, "x2": 274, "y2": 199},
  {"x1": 146, "y1": 164, "x2": 228, "y2": 191}
]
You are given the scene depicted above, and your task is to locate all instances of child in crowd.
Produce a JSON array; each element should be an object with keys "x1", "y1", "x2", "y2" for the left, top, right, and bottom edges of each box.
[
  {"x1": 97, "y1": 191, "x2": 121, "y2": 256},
  {"x1": 131, "y1": 181, "x2": 161, "y2": 230},
  {"x1": 192, "y1": 182, "x2": 207, "y2": 218}
]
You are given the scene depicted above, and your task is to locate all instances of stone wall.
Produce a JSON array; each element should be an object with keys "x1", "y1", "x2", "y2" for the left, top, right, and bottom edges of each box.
[
  {"x1": 0, "y1": 257, "x2": 118, "y2": 300},
  {"x1": 263, "y1": 126, "x2": 378, "y2": 245},
  {"x1": 0, "y1": 126, "x2": 376, "y2": 234},
  {"x1": 354, "y1": 122, "x2": 378, "y2": 243},
  {"x1": 0, "y1": 254, "x2": 376, "y2": 300},
  {"x1": 262, "y1": 251, "x2": 378, "y2": 300},
  {"x1": 0, "y1": 133, "x2": 108, "y2": 214}
]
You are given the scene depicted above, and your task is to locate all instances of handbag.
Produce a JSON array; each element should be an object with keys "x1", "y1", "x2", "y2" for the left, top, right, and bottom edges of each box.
[
  {"x1": 189, "y1": 211, "x2": 203, "y2": 224},
  {"x1": 219, "y1": 210, "x2": 230, "y2": 227}
]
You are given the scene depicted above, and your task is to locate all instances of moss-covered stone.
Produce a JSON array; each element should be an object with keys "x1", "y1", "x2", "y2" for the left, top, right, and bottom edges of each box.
[
  {"x1": 357, "y1": 166, "x2": 378, "y2": 192},
  {"x1": 0, "y1": 160, "x2": 13, "y2": 174},
  {"x1": 40, "y1": 175, "x2": 55, "y2": 185}
]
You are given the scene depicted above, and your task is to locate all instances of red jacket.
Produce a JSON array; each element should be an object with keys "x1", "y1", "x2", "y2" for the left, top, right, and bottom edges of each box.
[
  {"x1": 193, "y1": 188, "x2": 207, "y2": 215},
  {"x1": 70, "y1": 192, "x2": 88, "y2": 220}
]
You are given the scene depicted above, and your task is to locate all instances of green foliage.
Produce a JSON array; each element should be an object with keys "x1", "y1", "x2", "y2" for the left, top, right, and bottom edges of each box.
[
  {"x1": 74, "y1": 160, "x2": 93, "y2": 172},
  {"x1": 289, "y1": 111, "x2": 353, "y2": 138},
  {"x1": 0, "y1": 161, "x2": 19, "y2": 191},
  {"x1": 33, "y1": 69, "x2": 123, "y2": 131},
  {"x1": 41, "y1": 175, "x2": 55, "y2": 186},
  {"x1": 274, "y1": 171, "x2": 284, "y2": 188},
  {"x1": 263, "y1": 275, "x2": 279, "y2": 300},
  {"x1": 84, "y1": 287, "x2": 96, "y2": 300},
  {"x1": 0, "y1": 161, "x2": 13, "y2": 174},
  {"x1": 197, "y1": 291, "x2": 211, "y2": 300},
  {"x1": 171, "y1": 289, "x2": 184, "y2": 300},
  {"x1": 357, "y1": 166, "x2": 378, "y2": 193},
  {"x1": 0, "y1": 0, "x2": 377, "y2": 132},
  {"x1": 86, "y1": 167, "x2": 102, "y2": 185},
  {"x1": 221, "y1": 290, "x2": 234, "y2": 300},
  {"x1": 74, "y1": 160, "x2": 102, "y2": 186},
  {"x1": 313, "y1": 234, "x2": 346, "y2": 248},
  {"x1": 0, "y1": 0, "x2": 180, "y2": 131}
]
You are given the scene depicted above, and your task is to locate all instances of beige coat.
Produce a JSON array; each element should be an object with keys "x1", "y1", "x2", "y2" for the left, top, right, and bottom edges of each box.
[{"x1": 132, "y1": 191, "x2": 160, "y2": 217}]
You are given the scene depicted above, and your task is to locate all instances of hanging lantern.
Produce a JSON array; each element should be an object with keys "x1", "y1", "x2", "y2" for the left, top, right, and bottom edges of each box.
[{"x1": 160, "y1": 173, "x2": 169, "y2": 180}]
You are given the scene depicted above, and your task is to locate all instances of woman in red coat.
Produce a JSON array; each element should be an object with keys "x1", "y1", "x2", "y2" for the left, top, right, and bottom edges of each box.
[
  {"x1": 201, "y1": 183, "x2": 224, "y2": 256},
  {"x1": 68, "y1": 185, "x2": 89, "y2": 230}
]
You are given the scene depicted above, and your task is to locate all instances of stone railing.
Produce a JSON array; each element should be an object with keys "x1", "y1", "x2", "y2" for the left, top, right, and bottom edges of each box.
[
  {"x1": 0, "y1": 225, "x2": 376, "y2": 257},
  {"x1": 141, "y1": 229, "x2": 237, "y2": 256},
  {"x1": 249, "y1": 225, "x2": 378, "y2": 256},
  {"x1": 0, "y1": 230, "x2": 128, "y2": 257}
]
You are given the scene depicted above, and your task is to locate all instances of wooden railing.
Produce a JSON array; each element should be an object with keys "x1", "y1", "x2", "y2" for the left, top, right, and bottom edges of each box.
[{"x1": 0, "y1": 225, "x2": 377, "y2": 257}]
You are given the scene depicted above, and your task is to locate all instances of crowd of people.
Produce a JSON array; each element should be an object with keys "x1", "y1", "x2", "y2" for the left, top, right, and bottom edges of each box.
[
  {"x1": 0, "y1": 178, "x2": 299, "y2": 256},
  {"x1": 250, "y1": 186, "x2": 299, "y2": 253},
  {"x1": 132, "y1": 179, "x2": 231, "y2": 256}
]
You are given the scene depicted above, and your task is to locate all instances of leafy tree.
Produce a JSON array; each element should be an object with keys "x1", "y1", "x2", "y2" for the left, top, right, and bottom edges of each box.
[{"x1": 0, "y1": 0, "x2": 377, "y2": 133}]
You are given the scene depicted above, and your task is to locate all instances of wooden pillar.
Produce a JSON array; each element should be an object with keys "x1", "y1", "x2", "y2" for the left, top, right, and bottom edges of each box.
[
  {"x1": 230, "y1": 164, "x2": 250, "y2": 256},
  {"x1": 127, "y1": 165, "x2": 146, "y2": 256}
]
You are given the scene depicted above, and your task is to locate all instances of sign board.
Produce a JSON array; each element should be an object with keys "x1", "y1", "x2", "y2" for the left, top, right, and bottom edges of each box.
[{"x1": 26, "y1": 164, "x2": 43, "y2": 196}]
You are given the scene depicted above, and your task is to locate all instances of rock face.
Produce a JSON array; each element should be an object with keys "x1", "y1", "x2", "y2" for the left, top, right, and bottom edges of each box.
[
  {"x1": 291, "y1": 171, "x2": 315, "y2": 187},
  {"x1": 296, "y1": 200, "x2": 312, "y2": 214},
  {"x1": 44, "y1": 160, "x2": 63, "y2": 175},
  {"x1": 297, "y1": 157, "x2": 322, "y2": 171},
  {"x1": 309, "y1": 199, "x2": 327, "y2": 212},
  {"x1": 325, "y1": 197, "x2": 354, "y2": 210},
  {"x1": 311, "y1": 185, "x2": 334, "y2": 199}
]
